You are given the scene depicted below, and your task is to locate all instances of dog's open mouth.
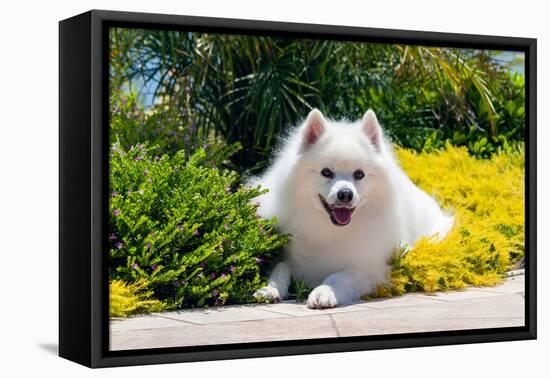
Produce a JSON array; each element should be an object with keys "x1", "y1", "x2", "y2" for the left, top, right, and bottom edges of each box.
[{"x1": 318, "y1": 194, "x2": 355, "y2": 226}]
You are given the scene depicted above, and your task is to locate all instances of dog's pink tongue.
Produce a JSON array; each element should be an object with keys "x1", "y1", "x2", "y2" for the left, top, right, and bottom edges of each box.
[{"x1": 333, "y1": 207, "x2": 353, "y2": 225}]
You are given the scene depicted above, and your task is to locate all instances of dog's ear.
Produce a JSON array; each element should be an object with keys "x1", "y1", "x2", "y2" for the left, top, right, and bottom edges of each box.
[
  {"x1": 361, "y1": 109, "x2": 383, "y2": 152},
  {"x1": 303, "y1": 108, "x2": 327, "y2": 146}
]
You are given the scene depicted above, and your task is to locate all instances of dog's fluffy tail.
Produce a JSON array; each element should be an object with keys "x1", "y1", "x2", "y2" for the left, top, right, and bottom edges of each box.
[{"x1": 433, "y1": 214, "x2": 455, "y2": 241}]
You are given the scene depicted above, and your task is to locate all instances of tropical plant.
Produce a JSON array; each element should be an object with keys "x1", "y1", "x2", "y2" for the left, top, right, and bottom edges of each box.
[
  {"x1": 110, "y1": 91, "x2": 241, "y2": 168},
  {"x1": 110, "y1": 28, "x2": 525, "y2": 168}
]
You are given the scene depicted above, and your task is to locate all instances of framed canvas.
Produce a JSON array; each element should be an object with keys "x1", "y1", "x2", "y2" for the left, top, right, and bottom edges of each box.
[{"x1": 59, "y1": 9, "x2": 537, "y2": 368}]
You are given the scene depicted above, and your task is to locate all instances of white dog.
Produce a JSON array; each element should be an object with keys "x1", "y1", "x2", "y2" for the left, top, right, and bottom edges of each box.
[{"x1": 251, "y1": 109, "x2": 454, "y2": 309}]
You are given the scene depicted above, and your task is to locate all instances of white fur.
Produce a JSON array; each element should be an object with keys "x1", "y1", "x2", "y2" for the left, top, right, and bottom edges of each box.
[{"x1": 251, "y1": 109, "x2": 454, "y2": 309}]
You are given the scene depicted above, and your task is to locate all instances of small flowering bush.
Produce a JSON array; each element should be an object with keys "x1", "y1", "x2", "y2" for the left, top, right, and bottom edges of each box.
[{"x1": 109, "y1": 143, "x2": 288, "y2": 312}]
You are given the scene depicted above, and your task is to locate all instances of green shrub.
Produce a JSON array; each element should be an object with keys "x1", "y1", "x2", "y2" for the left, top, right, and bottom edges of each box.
[
  {"x1": 110, "y1": 92, "x2": 240, "y2": 168},
  {"x1": 109, "y1": 143, "x2": 288, "y2": 309}
]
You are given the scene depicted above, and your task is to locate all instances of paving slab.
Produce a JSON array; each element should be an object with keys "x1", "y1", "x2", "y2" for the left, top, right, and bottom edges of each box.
[
  {"x1": 331, "y1": 294, "x2": 525, "y2": 337},
  {"x1": 359, "y1": 294, "x2": 442, "y2": 309},
  {"x1": 110, "y1": 275, "x2": 525, "y2": 351},
  {"x1": 256, "y1": 300, "x2": 376, "y2": 317},
  {"x1": 110, "y1": 314, "x2": 193, "y2": 332},
  {"x1": 110, "y1": 315, "x2": 338, "y2": 350},
  {"x1": 154, "y1": 304, "x2": 290, "y2": 324},
  {"x1": 332, "y1": 315, "x2": 524, "y2": 337},
  {"x1": 423, "y1": 288, "x2": 505, "y2": 302},
  {"x1": 469, "y1": 275, "x2": 525, "y2": 295}
]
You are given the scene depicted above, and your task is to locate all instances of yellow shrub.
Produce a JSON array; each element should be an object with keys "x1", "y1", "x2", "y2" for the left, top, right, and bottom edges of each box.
[
  {"x1": 371, "y1": 144, "x2": 524, "y2": 297},
  {"x1": 110, "y1": 279, "x2": 168, "y2": 318}
]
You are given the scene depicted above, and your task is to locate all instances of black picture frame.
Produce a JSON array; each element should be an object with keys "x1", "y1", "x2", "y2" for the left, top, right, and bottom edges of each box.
[{"x1": 59, "y1": 9, "x2": 537, "y2": 368}]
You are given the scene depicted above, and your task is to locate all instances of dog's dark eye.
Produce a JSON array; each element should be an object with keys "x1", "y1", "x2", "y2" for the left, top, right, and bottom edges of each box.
[
  {"x1": 353, "y1": 169, "x2": 365, "y2": 180},
  {"x1": 321, "y1": 168, "x2": 334, "y2": 178}
]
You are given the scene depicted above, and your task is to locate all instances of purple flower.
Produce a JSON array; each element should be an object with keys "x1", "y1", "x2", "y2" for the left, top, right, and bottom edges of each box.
[
  {"x1": 255, "y1": 257, "x2": 264, "y2": 264},
  {"x1": 154, "y1": 155, "x2": 160, "y2": 161},
  {"x1": 210, "y1": 272, "x2": 216, "y2": 279},
  {"x1": 113, "y1": 209, "x2": 121, "y2": 216},
  {"x1": 109, "y1": 233, "x2": 116, "y2": 241},
  {"x1": 223, "y1": 223, "x2": 229, "y2": 230},
  {"x1": 217, "y1": 207, "x2": 222, "y2": 212},
  {"x1": 111, "y1": 191, "x2": 117, "y2": 197},
  {"x1": 176, "y1": 225, "x2": 184, "y2": 231},
  {"x1": 225, "y1": 186, "x2": 231, "y2": 194},
  {"x1": 173, "y1": 280, "x2": 186, "y2": 287},
  {"x1": 133, "y1": 156, "x2": 142, "y2": 161},
  {"x1": 145, "y1": 242, "x2": 152, "y2": 250},
  {"x1": 150, "y1": 264, "x2": 158, "y2": 271},
  {"x1": 114, "y1": 242, "x2": 123, "y2": 249},
  {"x1": 202, "y1": 143, "x2": 209, "y2": 150},
  {"x1": 131, "y1": 263, "x2": 139, "y2": 270},
  {"x1": 136, "y1": 144, "x2": 143, "y2": 150},
  {"x1": 190, "y1": 121, "x2": 197, "y2": 132},
  {"x1": 229, "y1": 265, "x2": 236, "y2": 273},
  {"x1": 211, "y1": 289, "x2": 219, "y2": 297},
  {"x1": 193, "y1": 229, "x2": 200, "y2": 237},
  {"x1": 221, "y1": 273, "x2": 227, "y2": 279},
  {"x1": 199, "y1": 261, "x2": 206, "y2": 269}
]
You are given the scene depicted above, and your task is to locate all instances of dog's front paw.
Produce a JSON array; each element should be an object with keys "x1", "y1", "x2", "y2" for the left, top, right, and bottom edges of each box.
[
  {"x1": 253, "y1": 286, "x2": 281, "y2": 303},
  {"x1": 307, "y1": 285, "x2": 338, "y2": 309}
]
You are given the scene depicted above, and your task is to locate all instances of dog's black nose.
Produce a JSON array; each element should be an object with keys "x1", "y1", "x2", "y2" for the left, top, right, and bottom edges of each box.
[{"x1": 337, "y1": 188, "x2": 353, "y2": 203}]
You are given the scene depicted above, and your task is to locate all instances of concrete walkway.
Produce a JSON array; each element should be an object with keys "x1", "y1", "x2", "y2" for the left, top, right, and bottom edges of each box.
[{"x1": 110, "y1": 274, "x2": 525, "y2": 351}]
